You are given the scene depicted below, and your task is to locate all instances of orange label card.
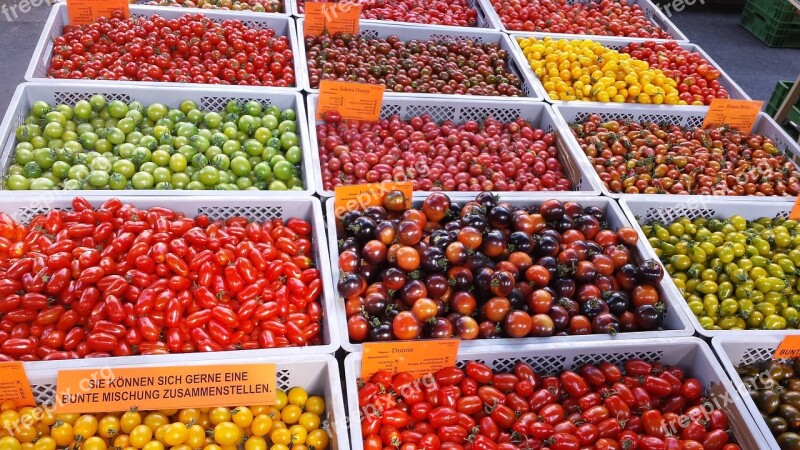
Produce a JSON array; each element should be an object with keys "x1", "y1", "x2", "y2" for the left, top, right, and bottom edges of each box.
[
  {"x1": 317, "y1": 80, "x2": 385, "y2": 122},
  {"x1": 775, "y1": 336, "x2": 800, "y2": 359},
  {"x1": 55, "y1": 364, "x2": 276, "y2": 413},
  {"x1": 361, "y1": 339, "x2": 460, "y2": 380},
  {"x1": 334, "y1": 181, "x2": 412, "y2": 216},
  {"x1": 790, "y1": 198, "x2": 800, "y2": 220},
  {"x1": 304, "y1": 2, "x2": 362, "y2": 36},
  {"x1": 67, "y1": 0, "x2": 129, "y2": 26},
  {"x1": 702, "y1": 99, "x2": 764, "y2": 134},
  {"x1": 0, "y1": 362, "x2": 35, "y2": 406}
]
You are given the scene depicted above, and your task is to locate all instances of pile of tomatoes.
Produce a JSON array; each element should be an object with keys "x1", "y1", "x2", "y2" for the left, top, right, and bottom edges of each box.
[
  {"x1": 488, "y1": 0, "x2": 671, "y2": 37},
  {"x1": 316, "y1": 111, "x2": 572, "y2": 192},
  {"x1": 47, "y1": 11, "x2": 295, "y2": 86},
  {"x1": 145, "y1": 0, "x2": 283, "y2": 13},
  {"x1": 297, "y1": 0, "x2": 477, "y2": 27},
  {"x1": 305, "y1": 34, "x2": 522, "y2": 97},
  {"x1": 338, "y1": 192, "x2": 667, "y2": 343},
  {"x1": 0, "y1": 197, "x2": 324, "y2": 361},
  {"x1": 621, "y1": 41, "x2": 729, "y2": 106},
  {"x1": 0, "y1": 388, "x2": 329, "y2": 450},
  {"x1": 569, "y1": 115, "x2": 800, "y2": 196},
  {"x1": 359, "y1": 360, "x2": 741, "y2": 450}
]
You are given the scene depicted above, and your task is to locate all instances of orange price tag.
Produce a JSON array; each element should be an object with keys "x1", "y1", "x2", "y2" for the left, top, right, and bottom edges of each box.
[
  {"x1": 304, "y1": 2, "x2": 362, "y2": 36},
  {"x1": 67, "y1": 0, "x2": 129, "y2": 26},
  {"x1": 0, "y1": 362, "x2": 35, "y2": 407},
  {"x1": 362, "y1": 339, "x2": 460, "y2": 380},
  {"x1": 55, "y1": 364, "x2": 276, "y2": 413},
  {"x1": 790, "y1": 198, "x2": 800, "y2": 220},
  {"x1": 334, "y1": 181, "x2": 412, "y2": 216},
  {"x1": 317, "y1": 80, "x2": 385, "y2": 122},
  {"x1": 775, "y1": 336, "x2": 800, "y2": 359},
  {"x1": 702, "y1": 99, "x2": 764, "y2": 134}
]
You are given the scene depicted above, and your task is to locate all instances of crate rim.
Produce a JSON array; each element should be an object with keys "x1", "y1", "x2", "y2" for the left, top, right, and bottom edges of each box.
[
  {"x1": 551, "y1": 103, "x2": 800, "y2": 202},
  {"x1": 304, "y1": 94, "x2": 603, "y2": 197},
  {"x1": 508, "y1": 32, "x2": 750, "y2": 107},
  {"x1": 326, "y1": 194, "x2": 695, "y2": 354},
  {"x1": 0, "y1": 82, "x2": 317, "y2": 196},
  {"x1": 711, "y1": 334, "x2": 790, "y2": 450},
  {"x1": 619, "y1": 195, "x2": 800, "y2": 339},
  {"x1": 24, "y1": 4, "x2": 305, "y2": 92},
  {"x1": 1, "y1": 194, "x2": 341, "y2": 370},
  {"x1": 345, "y1": 336, "x2": 769, "y2": 450},
  {"x1": 476, "y1": 0, "x2": 689, "y2": 41},
  {"x1": 295, "y1": 18, "x2": 545, "y2": 101}
]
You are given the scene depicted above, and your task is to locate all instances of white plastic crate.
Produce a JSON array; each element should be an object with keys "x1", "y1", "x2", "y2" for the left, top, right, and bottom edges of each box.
[
  {"x1": 712, "y1": 335, "x2": 792, "y2": 450},
  {"x1": 553, "y1": 103, "x2": 800, "y2": 201},
  {"x1": 288, "y1": 0, "x2": 494, "y2": 29},
  {"x1": 345, "y1": 337, "x2": 767, "y2": 450},
  {"x1": 0, "y1": 82, "x2": 315, "y2": 196},
  {"x1": 131, "y1": 0, "x2": 291, "y2": 15},
  {"x1": 509, "y1": 33, "x2": 748, "y2": 107},
  {"x1": 296, "y1": 19, "x2": 544, "y2": 101},
  {"x1": 619, "y1": 196, "x2": 800, "y2": 339},
  {"x1": 326, "y1": 194, "x2": 694, "y2": 353},
  {"x1": 306, "y1": 95, "x2": 602, "y2": 197},
  {"x1": 0, "y1": 195, "x2": 339, "y2": 370},
  {"x1": 25, "y1": 4, "x2": 305, "y2": 91},
  {"x1": 21, "y1": 354, "x2": 349, "y2": 450},
  {"x1": 478, "y1": 0, "x2": 688, "y2": 41}
]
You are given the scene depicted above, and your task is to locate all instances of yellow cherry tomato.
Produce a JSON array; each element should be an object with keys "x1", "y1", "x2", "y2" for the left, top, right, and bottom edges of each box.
[
  {"x1": 270, "y1": 428, "x2": 291, "y2": 446},
  {"x1": 289, "y1": 425, "x2": 307, "y2": 445},
  {"x1": 298, "y1": 413, "x2": 320, "y2": 432},
  {"x1": 203, "y1": 445, "x2": 222, "y2": 450},
  {"x1": 270, "y1": 445, "x2": 289, "y2": 450},
  {"x1": 143, "y1": 413, "x2": 168, "y2": 431},
  {"x1": 0, "y1": 402, "x2": 16, "y2": 412},
  {"x1": 244, "y1": 436, "x2": 267, "y2": 450},
  {"x1": 40, "y1": 410, "x2": 56, "y2": 427},
  {"x1": 208, "y1": 408, "x2": 231, "y2": 426},
  {"x1": 55, "y1": 414, "x2": 79, "y2": 425},
  {"x1": 74, "y1": 414, "x2": 99, "y2": 439},
  {"x1": 177, "y1": 409, "x2": 200, "y2": 425},
  {"x1": 0, "y1": 411, "x2": 20, "y2": 430},
  {"x1": 163, "y1": 422, "x2": 189, "y2": 446},
  {"x1": 231, "y1": 407, "x2": 253, "y2": 428},
  {"x1": 266, "y1": 408, "x2": 281, "y2": 423},
  {"x1": 274, "y1": 392, "x2": 288, "y2": 411},
  {"x1": 120, "y1": 411, "x2": 143, "y2": 434},
  {"x1": 97, "y1": 415, "x2": 120, "y2": 439},
  {"x1": 293, "y1": 445, "x2": 308, "y2": 450},
  {"x1": 82, "y1": 436, "x2": 108, "y2": 450},
  {"x1": 304, "y1": 397, "x2": 325, "y2": 416},
  {"x1": 50, "y1": 422, "x2": 74, "y2": 447},
  {"x1": 213, "y1": 422, "x2": 241, "y2": 446},
  {"x1": 287, "y1": 388, "x2": 308, "y2": 409},
  {"x1": 280, "y1": 406, "x2": 301, "y2": 425},
  {"x1": 306, "y1": 429, "x2": 329, "y2": 450},
  {"x1": 0, "y1": 436, "x2": 22, "y2": 450},
  {"x1": 250, "y1": 415, "x2": 273, "y2": 437},
  {"x1": 185, "y1": 424, "x2": 206, "y2": 448},
  {"x1": 114, "y1": 435, "x2": 131, "y2": 448},
  {"x1": 129, "y1": 425, "x2": 153, "y2": 449},
  {"x1": 33, "y1": 437, "x2": 56, "y2": 450},
  {"x1": 142, "y1": 441, "x2": 164, "y2": 450},
  {"x1": 249, "y1": 406, "x2": 269, "y2": 416}
]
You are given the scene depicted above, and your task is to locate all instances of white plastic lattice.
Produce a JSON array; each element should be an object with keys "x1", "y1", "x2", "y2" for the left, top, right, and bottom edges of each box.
[
  {"x1": 197, "y1": 206, "x2": 284, "y2": 222},
  {"x1": 200, "y1": 97, "x2": 278, "y2": 111},
  {"x1": 492, "y1": 356, "x2": 567, "y2": 376},
  {"x1": 641, "y1": 206, "x2": 717, "y2": 225},
  {"x1": 54, "y1": 92, "x2": 131, "y2": 105},
  {"x1": 572, "y1": 351, "x2": 664, "y2": 368}
]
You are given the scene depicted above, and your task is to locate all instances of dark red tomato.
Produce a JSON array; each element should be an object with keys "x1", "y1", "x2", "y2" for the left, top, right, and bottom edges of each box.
[{"x1": 560, "y1": 371, "x2": 589, "y2": 398}]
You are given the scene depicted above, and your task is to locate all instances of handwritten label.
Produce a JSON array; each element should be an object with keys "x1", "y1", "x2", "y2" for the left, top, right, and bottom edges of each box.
[
  {"x1": 702, "y1": 99, "x2": 764, "y2": 134},
  {"x1": 0, "y1": 362, "x2": 35, "y2": 406},
  {"x1": 334, "y1": 181, "x2": 412, "y2": 216},
  {"x1": 775, "y1": 336, "x2": 800, "y2": 359},
  {"x1": 317, "y1": 80, "x2": 385, "y2": 122},
  {"x1": 362, "y1": 339, "x2": 460, "y2": 380},
  {"x1": 67, "y1": 0, "x2": 129, "y2": 26},
  {"x1": 55, "y1": 364, "x2": 275, "y2": 413},
  {"x1": 304, "y1": 2, "x2": 362, "y2": 36}
]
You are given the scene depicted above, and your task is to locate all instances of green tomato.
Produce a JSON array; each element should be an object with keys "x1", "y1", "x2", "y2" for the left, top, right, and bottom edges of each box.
[
  {"x1": 55, "y1": 104, "x2": 74, "y2": 120},
  {"x1": 107, "y1": 100, "x2": 129, "y2": 119},
  {"x1": 108, "y1": 173, "x2": 128, "y2": 190},
  {"x1": 155, "y1": 181, "x2": 174, "y2": 190},
  {"x1": 126, "y1": 109, "x2": 144, "y2": 124},
  {"x1": 90, "y1": 156, "x2": 112, "y2": 172},
  {"x1": 204, "y1": 112, "x2": 222, "y2": 129},
  {"x1": 74, "y1": 100, "x2": 92, "y2": 120},
  {"x1": 236, "y1": 177, "x2": 253, "y2": 190},
  {"x1": 226, "y1": 101, "x2": 243, "y2": 115},
  {"x1": 44, "y1": 111, "x2": 66, "y2": 126},
  {"x1": 280, "y1": 109, "x2": 296, "y2": 122},
  {"x1": 273, "y1": 160, "x2": 293, "y2": 181},
  {"x1": 139, "y1": 162, "x2": 158, "y2": 174},
  {"x1": 287, "y1": 178, "x2": 303, "y2": 190},
  {"x1": 113, "y1": 159, "x2": 136, "y2": 179},
  {"x1": 244, "y1": 101, "x2": 263, "y2": 117},
  {"x1": 180, "y1": 100, "x2": 198, "y2": 115},
  {"x1": 222, "y1": 140, "x2": 241, "y2": 156},
  {"x1": 278, "y1": 120, "x2": 296, "y2": 134},
  {"x1": 6, "y1": 165, "x2": 22, "y2": 176},
  {"x1": 268, "y1": 180, "x2": 288, "y2": 191},
  {"x1": 22, "y1": 161, "x2": 42, "y2": 178},
  {"x1": 230, "y1": 156, "x2": 251, "y2": 177},
  {"x1": 13, "y1": 148, "x2": 34, "y2": 165},
  {"x1": 186, "y1": 181, "x2": 206, "y2": 190},
  {"x1": 153, "y1": 167, "x2": 172, "y2": 184},
  {"x1": 44, "y1": 122, "x2": 64, "y2": 139},
  {"x1": 152, "y1": 150, "x2": 171, "y2": 167},
  {"x1": 254, "y1": 127, "x2": 273, "y2": 144},
  {"x1": 68, "y1": 164, "x2": 89, "y2": 181},
  {"x1": 4, "y1": 174, "x2": 30, "y2": 190},
  {"x1": 63, "y1": 179, "x2": 82, "y2": 190},
  {"x1": 198, "y1": 166, "x2": 220, "y2": 186},
  {"x1": 171, "y1": 172, "x2": 190, "y2": 189},
  {"x1": 238, "y1": 115, "x2": 258, "y2": 134},
  {"x1": 95, "y1": 139, "x2": 113, "y2": 154},
  {"x1": 29, "y1": 178, "x2": 55, "y2": 190},
  {"x1": 244, "y1": 140, "x2": 264, "y2": 156},
  {"x1": 87, "y1": 170, "x2": 109, "y2": 187},
  {"x1": 51, "y1": 161, "x2": 71, "y2": 180},
  {"x1": 167, "y1": 110, "x2": 186, "y2": 124},
  {"x1": 169, "y1": 153, "x2": 188, "y2": 173},
  {"x1": 253, "y1": 162, "x2": 272, "y2": 181},
  {"x1": 285, "y1": 146, "x2": 302, "y2": 164},
  {"x1": 131, "y1": 147, "x2": 152, "y2": 165},
  {"x1": 211, "y1": 154, "x2": 230, "y2": 170},
  {"x1": 177, "y1": 122, "x2": 198, "y2": 138},
  {"x1": 131, "y1": 171, "x2": 155, "y2": 189},
  {"x1": 105, "y1": 128, "x2": 126, "y2": 145},
  {"x1": 261, "y1": 147, "x2": 278, "y2": 162},
  {"x1": 16, "y1": 124, "x2": 39, "y2": 142},
  {"x1": 146, "y1": 103, "x2": 168, "y2": 122},
  {"x1": 280, "y1": 132, "x2": 299, "y2": 150},
  {"x1": 205, "y1": 146, "x2": 223, "y2": 160},
  {"x1": 90, "y1": 94, "x2": 106, "y2": 112},
  {"x1": 261, "y1": 115, "x2": 278, "y2": 130},
  {"x1": 30, "y1": 100, "x2": 51, "y2": 118}
]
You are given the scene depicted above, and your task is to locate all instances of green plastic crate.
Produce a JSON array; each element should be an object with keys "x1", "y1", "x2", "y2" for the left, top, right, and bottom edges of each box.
[
  {"x1": 767, "y1": 80, "x2": 795, "y2": 115},
  {"x1": 741, "y1": 2, "x2": 800, "y2": 48},
  {"x1": 745, "y1": 0, "x2": 800, "y2": 25}
]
